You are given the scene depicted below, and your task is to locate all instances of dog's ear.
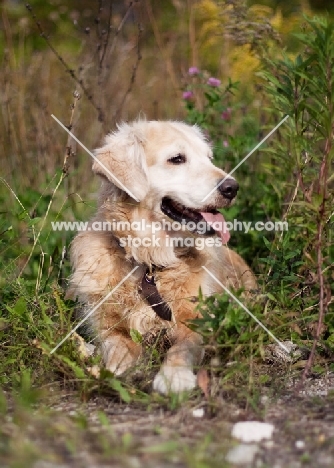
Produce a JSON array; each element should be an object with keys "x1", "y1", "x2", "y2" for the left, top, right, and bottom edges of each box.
[{"x1": 92, "y1": 123, "x2": 149, "y2": 201}]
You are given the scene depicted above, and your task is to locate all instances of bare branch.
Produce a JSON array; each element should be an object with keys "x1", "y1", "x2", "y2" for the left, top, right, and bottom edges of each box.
[
  {"x1": 25, "y1": 3, "x2": 104, "y2": 122},
  {"x1": 113, "y1": 22, "x2": 143, "y2": 125}
]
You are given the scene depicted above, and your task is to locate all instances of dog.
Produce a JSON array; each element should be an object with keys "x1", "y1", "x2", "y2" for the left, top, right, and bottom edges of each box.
[{"x1": 67, "y1": 120, "x2": 256, "y2": 394}]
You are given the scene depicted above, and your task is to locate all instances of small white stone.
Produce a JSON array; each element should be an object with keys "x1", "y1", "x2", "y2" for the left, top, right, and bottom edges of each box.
[
  {"x1": 295, "y1": 440, "x2": 305, "y2": 449},
  {"x1": 192, "y1": 408, "x2": 205, "y2": 418},
  {"x1": 260, "y1": 395, "x2": 269, "y2": 405},
  {"x1": 226, "y1": 444, "x2": 259, "y2": 465},
  {"x1": 232, "y1": 421, "x2": 275, "y2": 443}
]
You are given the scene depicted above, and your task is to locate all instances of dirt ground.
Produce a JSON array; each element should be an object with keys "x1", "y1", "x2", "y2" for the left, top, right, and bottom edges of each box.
[{"x1": 2, "y1": 369, "x2": 334, "y2": 468}]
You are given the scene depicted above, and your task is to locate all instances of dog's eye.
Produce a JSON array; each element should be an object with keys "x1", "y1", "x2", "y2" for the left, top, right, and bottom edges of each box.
[{"x1": 167, "y1": 154, "x2": 186, "y2": 164}]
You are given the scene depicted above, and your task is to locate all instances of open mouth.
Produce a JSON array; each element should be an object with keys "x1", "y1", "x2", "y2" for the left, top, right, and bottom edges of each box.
[{"x1": 161, "y1": 197, "x2": 230, "y2": 242}]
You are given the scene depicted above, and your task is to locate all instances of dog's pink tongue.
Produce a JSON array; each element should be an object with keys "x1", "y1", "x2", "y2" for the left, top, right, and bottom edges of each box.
[{"x1": 200, "y1": 211, "x2": 230, "y2": 243}]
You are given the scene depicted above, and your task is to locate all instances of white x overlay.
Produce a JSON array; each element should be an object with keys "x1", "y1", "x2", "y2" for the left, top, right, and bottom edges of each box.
[
  {"x1": 50, "y1": 266, "x2": 139, "y2": 354},
  {"x1": 51, "y1": 113, "x2": 290, "y2": 356}
]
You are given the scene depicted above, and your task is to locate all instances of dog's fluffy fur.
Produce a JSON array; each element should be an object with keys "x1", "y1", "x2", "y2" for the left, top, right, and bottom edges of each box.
[{"x1": 68, "y1": 120, "x2": 256, "y2": 394}]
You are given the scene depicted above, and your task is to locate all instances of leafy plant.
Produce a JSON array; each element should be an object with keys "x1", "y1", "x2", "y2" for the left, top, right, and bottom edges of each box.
[
  {"x1": 261, "y1": 15, "x2": 334, "y2": 355},
  {"x1": 186, "y1": 17, "x2": 334, "y2": 382}
]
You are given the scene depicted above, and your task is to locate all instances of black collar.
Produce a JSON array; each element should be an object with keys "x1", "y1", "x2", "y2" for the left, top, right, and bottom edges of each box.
[{"x1": 139, "y1": 267, "x2": 172, "y2": 321}]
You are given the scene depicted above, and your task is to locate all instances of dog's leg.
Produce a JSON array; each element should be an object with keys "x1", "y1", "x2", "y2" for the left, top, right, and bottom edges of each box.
[
  {"x1": 153, "y1": 326, "x2": 203, "y2": 394},
  {"x1": 102, "y1": 333, "x2": 141, "y2": 376}
]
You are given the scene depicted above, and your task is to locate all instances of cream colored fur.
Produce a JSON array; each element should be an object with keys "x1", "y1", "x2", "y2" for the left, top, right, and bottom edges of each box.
[{"x1": 68, "y1": 120, "x2": 256, "y2": 394}]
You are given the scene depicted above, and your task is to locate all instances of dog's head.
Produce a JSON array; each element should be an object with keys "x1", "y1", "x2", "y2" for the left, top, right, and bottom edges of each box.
[{"x1": 93, "y1": 120, "x2": 238, "y2": 241}]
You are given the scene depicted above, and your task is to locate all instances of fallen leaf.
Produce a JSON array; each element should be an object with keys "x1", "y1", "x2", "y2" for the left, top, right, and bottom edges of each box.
[{"x1": 197, "y1": 368, "x2": 210, "y2": 397}]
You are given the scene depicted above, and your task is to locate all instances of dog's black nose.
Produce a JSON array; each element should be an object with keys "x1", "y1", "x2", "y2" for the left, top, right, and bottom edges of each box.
[{"x1": 218, "y1": 178, "x2": 239, "y2": 200}]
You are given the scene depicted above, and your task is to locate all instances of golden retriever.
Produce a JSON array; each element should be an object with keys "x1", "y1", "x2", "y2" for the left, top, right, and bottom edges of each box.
[{"x1": 68, "y1": 120, "x2": 256, "y2": 394}]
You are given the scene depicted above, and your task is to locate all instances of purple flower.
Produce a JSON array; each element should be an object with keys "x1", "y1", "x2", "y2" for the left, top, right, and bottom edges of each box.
[
  {"x1": 183, "y1": 90, "x2": 194, "y2": 100},
  {"x1": 188, "y1": 67, "x2": 200, "y2": 76},
  {"x1": 207, "y1": 77, "x2": 221, "y2": 87},
  {"x1": 223, "y1": 140, "x2": 229, "y2": 147},
  {"x1": 221, "y1": 107, "x2": 232, "y2": 121}
]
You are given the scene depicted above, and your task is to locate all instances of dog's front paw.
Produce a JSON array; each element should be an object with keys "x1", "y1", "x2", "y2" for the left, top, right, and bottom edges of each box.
[{"x1": 153, "y1": 366, "x2": 197, "y2": 394}]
